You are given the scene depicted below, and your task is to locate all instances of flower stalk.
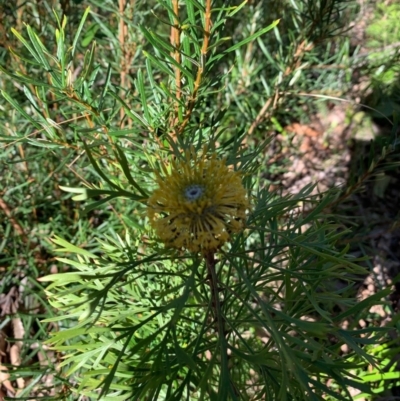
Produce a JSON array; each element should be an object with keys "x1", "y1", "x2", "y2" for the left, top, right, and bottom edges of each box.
[{"x1": 205, "y1": 251, "x2": 227, "y2": 338}]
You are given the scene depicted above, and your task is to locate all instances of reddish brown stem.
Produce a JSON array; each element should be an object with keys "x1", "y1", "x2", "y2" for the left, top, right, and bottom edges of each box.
[{"x1": 171, "y1": 0, "x2": 182, "y2": 104}]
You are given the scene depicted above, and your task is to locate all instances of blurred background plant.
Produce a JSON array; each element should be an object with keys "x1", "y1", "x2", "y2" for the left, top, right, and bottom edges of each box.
[
  {"x1": 1, "y1": 0, "x2": 400, "y2": 400},
  {"x1": 362, "y1": 0, "x2": 400, "y2": 120}
]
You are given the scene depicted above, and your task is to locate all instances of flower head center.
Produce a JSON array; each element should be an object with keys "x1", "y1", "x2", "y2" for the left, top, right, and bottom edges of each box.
[{"x1": 184, "y1": 184, "x2": 205, "y2": 202}]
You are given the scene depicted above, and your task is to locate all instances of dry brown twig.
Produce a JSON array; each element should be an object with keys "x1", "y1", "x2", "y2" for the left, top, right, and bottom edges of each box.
[{"x1": 247, "y1": 40, "x2": 314, "y2": 137}]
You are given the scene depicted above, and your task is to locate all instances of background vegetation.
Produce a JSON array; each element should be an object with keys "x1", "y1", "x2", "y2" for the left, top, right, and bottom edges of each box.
[{"x1": 0, "y1": 0, "x2": 399, "y2": 400}]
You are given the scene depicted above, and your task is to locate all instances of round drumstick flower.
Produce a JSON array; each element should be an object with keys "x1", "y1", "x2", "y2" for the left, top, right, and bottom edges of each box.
[{"x1": 147, "y1": 147, "x2": 249, "y2": 254}]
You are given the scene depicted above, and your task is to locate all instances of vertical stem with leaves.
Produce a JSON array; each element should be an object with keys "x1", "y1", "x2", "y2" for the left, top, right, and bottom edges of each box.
[
  {"x1": 176, "y1": 0, "x2": 212, "y2": 136},
  {"x1": 171, "y1": 0, "x2": 182, "y2": 124}
]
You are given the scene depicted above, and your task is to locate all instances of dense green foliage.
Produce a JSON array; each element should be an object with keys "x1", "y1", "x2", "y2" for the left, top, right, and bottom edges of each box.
[{"x1": 1, "y1": 1, "x2": 399, "y2": 400}]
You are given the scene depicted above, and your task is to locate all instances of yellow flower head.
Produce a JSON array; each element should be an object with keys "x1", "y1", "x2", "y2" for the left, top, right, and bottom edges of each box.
[{"x1": 147, "y1": 147, "x2": 249, "y2": 254}]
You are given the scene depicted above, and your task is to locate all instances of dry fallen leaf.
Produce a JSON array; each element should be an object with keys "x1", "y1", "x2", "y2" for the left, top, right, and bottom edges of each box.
[
  {"x1": 10, "y1": 318, "x2": 25, "y2": 391},
  {"x1": 0, "y1": 364, "x2": 15, "y2": 395}
]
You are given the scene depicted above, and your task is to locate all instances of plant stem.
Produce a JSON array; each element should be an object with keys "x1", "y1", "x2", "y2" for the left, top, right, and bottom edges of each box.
[
  {"x1": 205, "y1": 251, "x2": 225, "y2": 338},
  {"x1": 205, "y1": 251, "x2": 239, "y2": 398},
  {"x1": 171, "y1": 0, "x2": 181, "y2": 105},
  {"x1": 177, "y1": 0, "x2": 212, "y2": 135}
]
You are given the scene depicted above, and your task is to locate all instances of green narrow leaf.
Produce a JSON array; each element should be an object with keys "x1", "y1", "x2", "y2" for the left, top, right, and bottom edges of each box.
[
  {"x1": 39, "y1": 272, "x2": 94, "y2": 284},
  {"x1": 82, "y1": 141, "x2": 132, "y2": 195},
  {"x1": 142, "y1": 26, "x2": 174, "y2": 53},
  {"x1": 144, "y1": 33, "x2": 194, "y2": 81},
  {"x1": 186, "y1": 1, "x2": 196, "y2": 25},
  {"x1": 337, "y1": 329, "x2": 378, "y2": 367},
  {"x1": 26, "y1": 26, "x2": 52, "y2": 72},
  {"x1": 81, "y1": 42, "x2": 97, "y2": 83},
  {"x1": 50, "y1": 236, "x2": 98, "y2": 258},
  {"x1": 1, "y1": 91, "x2": 42, "y2": 130},
  {"x1": 334, "y1": 287, "x2": 392, "y2": 321},
  {"x1": 83, "y1": 195, "x2": 120, "y2": 214},
  {"x1": 11, "y1": 28, "x2": 41, "y2": 64},
  {"x1": 72, "y1": 7, "x2": 91, "y2": 55},
  {"x1": 362, "y1": 371, "x2": 400, "y2": 382},
  {"x1": 0, "y1": 66, "x2": 55, "y2": 88},
  {"x1": 98, "y1": 63, "x2": 112, "y2": 112},
  {"x1": 226, "y1": 1, "x2": 248, "y2": 17},
  {"x1": 53, "y1": 12, "x2": 66, "y2": 86},
  {"x1": 99, "y1": 327, "x2": 165, "y2": 399},
  {"x1": 145, "y1": 59, "x2": 162, "y2": 104},
  {"x1": 143, "y1": 50, "x2": 175, "y2": 79},
  {"x1": 114, "y1": 144, "x2": 149, "y2": 198},
  {"x1": 172, "y1": 334, "x2": 198, "y2": 372},
  {"x1": 26, "y1": 30, "x2": 63, "y2": 89},
  {"x1": 108, "y1": 90, "x2": 150, "y2": 129},
  {"x1": 136, "y1": 69, "x2": 151, "y2": 123},
  {"x1": 223, "y1": 20, "x2": 280, "y2": 53}
]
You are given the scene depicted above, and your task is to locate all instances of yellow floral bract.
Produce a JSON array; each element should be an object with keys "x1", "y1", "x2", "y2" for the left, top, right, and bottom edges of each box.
[{"x1": 147, "y1": 147, "x2": 249, "y2": 254}]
